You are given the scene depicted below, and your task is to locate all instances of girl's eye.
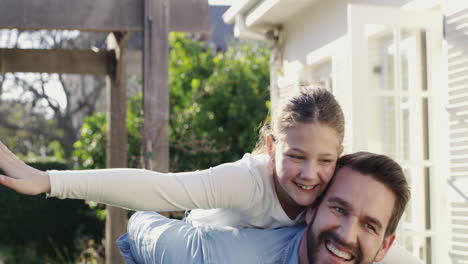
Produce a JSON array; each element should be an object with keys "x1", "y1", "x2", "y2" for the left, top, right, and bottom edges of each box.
[{"x1": 288, "y1": 154, "x2": 304, "y2": 160}]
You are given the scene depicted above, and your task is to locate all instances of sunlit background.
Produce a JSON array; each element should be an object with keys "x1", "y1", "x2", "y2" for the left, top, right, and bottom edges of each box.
[{"x1": 0, "y1": 1, "x2": 467, "y2": 264}]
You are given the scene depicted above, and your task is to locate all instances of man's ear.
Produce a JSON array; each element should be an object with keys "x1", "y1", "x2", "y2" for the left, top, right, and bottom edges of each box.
[
  {"x1": 266, "y1": 134, "x2": 275, "y2": 160},
  {"x1": 374, "y1": 233, "x2": 396, "y2": 262},
  {"x1": 338, "y1": 144, "x2": 344, "y2": 156}
]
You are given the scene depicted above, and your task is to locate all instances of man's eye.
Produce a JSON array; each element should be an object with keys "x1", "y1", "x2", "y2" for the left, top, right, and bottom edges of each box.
[
  {"x1": 332, "y1": 207, "x2": 345, "y2": 214},
  {"x1": 365, "y1": 223, "x2": 376, "y2": 233},
  {"x1": 320, "y1": 159, "x2": 333, "y2": 163}
]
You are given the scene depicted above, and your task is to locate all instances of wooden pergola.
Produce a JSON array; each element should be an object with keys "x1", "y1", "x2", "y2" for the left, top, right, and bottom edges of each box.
[{"x1": 0, "y1": 0, "x2": 209, "y2": 263}]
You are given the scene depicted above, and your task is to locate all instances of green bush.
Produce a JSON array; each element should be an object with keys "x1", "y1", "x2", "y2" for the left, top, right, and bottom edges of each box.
[
  {"x1": 73, "y1": 33, "x2": 270, "y2": 172},
  {"x1": 0, "y1": 161, "x2": 104, "y2": 263}
]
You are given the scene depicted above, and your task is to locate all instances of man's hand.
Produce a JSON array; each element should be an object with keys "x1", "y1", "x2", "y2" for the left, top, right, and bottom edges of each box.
[{"x1": 0, "y1": 141, "x2": 51, "y2": 195}]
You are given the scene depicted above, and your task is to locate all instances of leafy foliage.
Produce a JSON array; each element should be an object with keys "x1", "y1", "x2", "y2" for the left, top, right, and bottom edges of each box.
[
  {"x1": 0, "y1": 101, "x2": 61, "y2": 160},
  {"x1": 72, "y1": 113, "x2": 107, "y2": 169},
  {"x1": 0, "y1": 161, "x2": 104, "y2": 264},
  {"x1": 72, "y1": 94, "x2": 144, "y2": 170},
  {"x1": 172, "y1": 36, "x2": 270, "y2": 170},
  {"x1": 73, "y1": 33, "x2": 270, "y2": 172}
]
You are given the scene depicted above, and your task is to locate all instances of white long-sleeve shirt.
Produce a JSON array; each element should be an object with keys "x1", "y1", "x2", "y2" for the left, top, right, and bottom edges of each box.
[{"x1": 48, "y1": 153, "x2": 303, "y2": 228}]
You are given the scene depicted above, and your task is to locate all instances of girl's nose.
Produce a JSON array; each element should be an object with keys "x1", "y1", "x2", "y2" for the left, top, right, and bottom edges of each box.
[{"x1": 300, "y1": 162, "x2": 318, "y2": 181}]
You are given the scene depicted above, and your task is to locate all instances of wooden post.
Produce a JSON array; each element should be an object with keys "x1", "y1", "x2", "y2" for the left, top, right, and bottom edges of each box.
[
  {"x1": 143, "y1": 0, "x2": 169, "y2": 173},
  {"x1": 105, "y1": 32, "x2": 130, "y2": 264}
]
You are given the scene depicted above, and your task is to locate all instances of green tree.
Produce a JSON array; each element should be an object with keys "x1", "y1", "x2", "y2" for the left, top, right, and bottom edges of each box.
[
  {"x1": 73, "y1": 33, "x2": 270, "y2": 172},
  {"x1": 169, "y1": 34, "x2": 270, "y2": 170},
  {"x1": 0, "y1": 100, "x2": 64, "y2": 160},
  {"x1": 72, "y1": 93, "x2": 143, "y2": 170}
]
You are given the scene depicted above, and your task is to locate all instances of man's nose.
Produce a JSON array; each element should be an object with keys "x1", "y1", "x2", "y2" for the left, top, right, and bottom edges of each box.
[{"x1": 336, "y1": 218, "x2": 359, "y2": 245}]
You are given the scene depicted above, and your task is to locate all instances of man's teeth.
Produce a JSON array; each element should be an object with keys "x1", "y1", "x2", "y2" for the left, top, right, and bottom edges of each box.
[{"x1": 326, "y1": 241, "x2": 352, "y2": 260}]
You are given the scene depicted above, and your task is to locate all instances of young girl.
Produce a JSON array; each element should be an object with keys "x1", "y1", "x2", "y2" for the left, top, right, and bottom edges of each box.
[{"x1": 0, "y1": 87, "x2": 344, "y2": 230}]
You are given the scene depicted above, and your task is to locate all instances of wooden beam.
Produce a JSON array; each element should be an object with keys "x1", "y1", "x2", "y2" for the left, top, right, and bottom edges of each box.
[
  {"x1": 126, "y1": 50, "x2": 142, "y2": 76},
  {"x1": 105, "y1": 32, "x2": 129, "y2": 264},
  {"x1": 142, "y1": 0, "x2": 169, "y2": 172},
  {"x1": 0, "y1": 49, "x2": 113, "y2": 75},
  {"x1": 0, "y1": 0, "x2": 209, "y2": 32},
  {"x1": 170, "y1": 0, "x2": 210, "y2": 33}
]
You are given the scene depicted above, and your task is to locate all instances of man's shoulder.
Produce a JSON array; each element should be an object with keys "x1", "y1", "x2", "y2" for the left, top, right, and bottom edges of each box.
[
  {"x1": 202, "y1": 224, "x2": 305, "y2": 264},
  {"x1": 379, "y1": 242, "x2": 423, "y2": 264},
  {"x1": 125, "y1": 211, "x2": 206, "y2": 263},
  {"x1": 125, "y1": 211, "x2": 306, "y2": 264}
]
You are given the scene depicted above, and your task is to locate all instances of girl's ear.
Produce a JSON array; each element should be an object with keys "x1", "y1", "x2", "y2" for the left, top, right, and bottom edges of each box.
[{"x1": 266, "y1": 134, "x2": 275, "y2": 159}]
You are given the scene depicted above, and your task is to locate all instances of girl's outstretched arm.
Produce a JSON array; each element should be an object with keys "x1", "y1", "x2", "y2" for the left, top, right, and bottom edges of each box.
[
  {"x1": 0, "y1": 141, "x2": 268, "y2": 212},
  {"x1": 0, "y1": 141, "x2": 51, "y2": 195}
]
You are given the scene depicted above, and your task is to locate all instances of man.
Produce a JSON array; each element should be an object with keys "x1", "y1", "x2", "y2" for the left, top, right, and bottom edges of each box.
[{"x1": 118, "y1": 152, "x2": 412, "y2": 264}]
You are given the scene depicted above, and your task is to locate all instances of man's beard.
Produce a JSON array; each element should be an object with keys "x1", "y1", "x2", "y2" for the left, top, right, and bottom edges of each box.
[{"x1": 306, "y1": 228, "x2": 366, "y2": 264}]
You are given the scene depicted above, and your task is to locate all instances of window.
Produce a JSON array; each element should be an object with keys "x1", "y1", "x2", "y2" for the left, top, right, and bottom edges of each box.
[
  {"x1": 348, "y1": 5, "x2": 445, "y2": 263},
  {"x1": 301, "y1": 60, "x2": 333, "y2": 92}
]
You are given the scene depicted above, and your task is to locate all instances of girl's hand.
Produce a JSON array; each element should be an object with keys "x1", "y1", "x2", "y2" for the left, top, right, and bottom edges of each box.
[{"x1": 0, "y1": 141, "x2": 51, "y2": 195}]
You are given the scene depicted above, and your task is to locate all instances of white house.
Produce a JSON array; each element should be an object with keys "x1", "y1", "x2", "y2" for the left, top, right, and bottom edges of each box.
[{"x1": 224, "y1": 0, "x2": 468, "y2": 263}]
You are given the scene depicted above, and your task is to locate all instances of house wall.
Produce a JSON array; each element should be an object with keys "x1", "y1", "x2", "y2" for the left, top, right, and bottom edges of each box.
[
  {"x1": 279, "y1": 0, "x2": 411, "y2": 83},
  {"x1": 276, "y1": 0, "x2": 411, "y2": 152},
  {"x1": 445, "y1": 0, "x2": 468, "y2": 262}
]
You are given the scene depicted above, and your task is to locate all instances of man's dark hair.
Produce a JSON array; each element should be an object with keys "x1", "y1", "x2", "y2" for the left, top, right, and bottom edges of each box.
[{"x1": 336, "y1": 152, "x2": 410, "y2": 237}]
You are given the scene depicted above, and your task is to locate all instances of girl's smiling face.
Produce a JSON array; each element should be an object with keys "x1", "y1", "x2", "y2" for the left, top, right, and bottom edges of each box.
[{"x1": 268, "y1": 122, "x2": 342, "y2": 219}]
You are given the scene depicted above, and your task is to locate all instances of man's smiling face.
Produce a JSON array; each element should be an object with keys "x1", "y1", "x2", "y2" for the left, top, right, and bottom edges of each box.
[{"x1": 306, "y1": 167, "x2": 396, "y2": 264}]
